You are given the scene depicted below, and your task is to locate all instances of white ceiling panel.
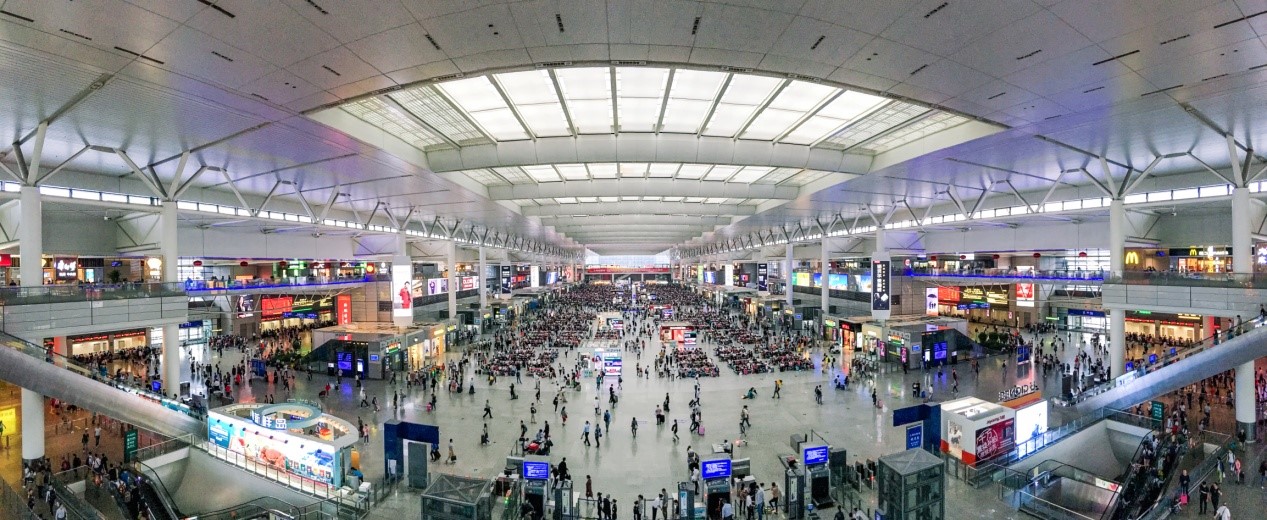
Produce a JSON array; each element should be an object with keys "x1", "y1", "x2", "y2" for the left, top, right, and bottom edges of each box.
[
  {"x1": 1048, "y1": 0, "x2": 1224, "y2": 43},
  {"x1": 692, "y1": 3, "x2": 794, "y2": 54},
  {"x1": 284, "y1": 46, "x2": 382, "y2": 92},
  {"x1": 882, "y1": 0, "x2": 1039, "y2": 56},
  {"x1": 798, "y1": 0, "x2": 917, "y2": 35},
  {"x1": 766, "y1": 16, "x2": 873, "y2": 67},
  {"x1": 186, "y1": 0, "x2": 341, "y2": 68},
  {"x1": 6, "y1": 0, "x2": 182, "y2": 56},
  {"x1": 344, "y1": 23, "x2": 450, "y2": 75},
  {"x1": 280, "y1": 0, "x2": 416, "y2": 44},
  {"x1": 416, "y1": 3, "x2": 526, "y2": 58},
  {"x1": 144, "y1": 26, "x2": 277, "y2": 90}
]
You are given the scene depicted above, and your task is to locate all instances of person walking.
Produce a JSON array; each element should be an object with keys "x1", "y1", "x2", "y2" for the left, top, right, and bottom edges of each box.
[
  {"x1": 672, "y1": 419, "x2": 679, "y2": 442},
  {"x1": 93, "y1": 426, "x2": 101, "y2": 447},
  {"x1": 1199, "y1": 481, "x2": 1210, "y2": 514},
  {"x1": 483, "y1": 400, "x2": 493, "y2": 419},
  {"x1": 773, "y1": 380, "x2": 782, "y2": 399},
  {"x1": 585, "y1": 475, "x2": 593, "y2": 499},
  {"x1": 583, "y1": 421, "x2": 592, "y2": 446},
  {"x1": 631, "y1": 417, "x2": 638, "y2": 438},
  {"x1": 595, "y1": 424, "x2": 603, "y2": 448},
  {"x1": 1210, "y1": 482, "x2": 1221, "y2": 510}
]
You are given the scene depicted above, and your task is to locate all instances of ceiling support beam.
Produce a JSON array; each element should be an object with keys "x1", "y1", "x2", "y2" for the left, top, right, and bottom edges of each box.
[
  {"x1": 695, "y1": 73, "x2": 734, "y2": 136},
  {"x1": 33, "y1": 145, "x2": 89, "y2": 186},
  {"x1": 653, "y1": 68, "x2": 675, "y2": 135},
  {"x1": 211, "y1": 167, "x2": 252, "y2": 213},
  {"x1": 546, "y1": 69, "x2": 578, "y2": 137},
  {"x1": 161, "y1": 152, "x2": 191, "y2": 199},
  {"x1": 1120, "y1": 156, "x2": 1163, "y2": 198},
  {"x1": 116, "y1": 149, "x2": 168, "y2": 199}
]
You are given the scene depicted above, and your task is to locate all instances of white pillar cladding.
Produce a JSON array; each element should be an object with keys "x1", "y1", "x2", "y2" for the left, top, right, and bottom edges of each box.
[
  {"x1": 18, "y1": 186, "x2": 43, "y2": 462},
  {"x1": 724, "y1": 264, "x2": 734, "y2": 287},
  {"x1": 160, "y1": 203, "x2": 181, "y2": 397},
  {"x1": 1108, "y1": 199, "x2": 1125, "y2": 378},
  {"x1": 1232, "y1": 186, "x2": 1257, "y2": 439},
  {"x1": 478, "y1": 247, "x2": 488, "y2": 310},
  {"x1": 447, "y1": 240, "x2": 458, "y2": 322},
  {"x1": 784, "y1": 243, "x2": 794, "y2": 309},
  {"x1": 821, "y1": 238, "x2": 830, "y2": 316}
]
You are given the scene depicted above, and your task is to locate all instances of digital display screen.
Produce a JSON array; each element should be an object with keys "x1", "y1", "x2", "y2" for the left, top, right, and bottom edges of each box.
[
  {"x1": 871, "y1": 260, "x2": 890, "y2": 311},
  {"x1": 523, "y1": 460, "x2": 550, "y2": 480},
  {"x1": 391, "y1": 264, "x2": 412, "y2": 317},
  {"x1": 803, "y1": 445, "x2": 829, "y2": 465},
  {"x1": 701, "y1": 458, "x2": 732, "y2": 480}
]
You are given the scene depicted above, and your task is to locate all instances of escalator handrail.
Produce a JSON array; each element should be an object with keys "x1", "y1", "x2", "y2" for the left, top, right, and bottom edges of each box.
[
  {"x1": 133, "y1": 459, "x2": 184, "y2": 520},
  {"x1": 0, "y1": 331, "x2": 203, "y2": 420},
  {"x1": 1063, "y1": 316, "x2": 1267, "y2": 406}
]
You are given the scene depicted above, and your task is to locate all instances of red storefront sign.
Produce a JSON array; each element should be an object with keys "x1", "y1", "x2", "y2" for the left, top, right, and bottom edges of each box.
[
  {"x1": 937, "y1": 286, "x2": 961, "y2": 303},
  {"x1": 336, "y1": 294, "x2": 352, "y2": 325},
  {"x1": 260, "y1": 296, "x2": 294, "y2": 317},
  {"x1": 586, "y1": 267, "x2": 671, "y2": 274}
]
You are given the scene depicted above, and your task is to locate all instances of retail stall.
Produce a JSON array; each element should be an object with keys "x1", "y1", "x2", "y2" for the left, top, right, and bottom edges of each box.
[
  {"x1": 939, "y1": 397, "x2": 1017, "y2": 466},
  {"x1": 206, "y1": 401, "x2": 359, "y2": 488},
  {"x1": 310, "y1": 322, "x2": 446, "y2": 380}
]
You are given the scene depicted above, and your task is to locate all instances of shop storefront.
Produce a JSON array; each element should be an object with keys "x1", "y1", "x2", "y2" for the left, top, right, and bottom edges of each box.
[
  {"x1": 1124, "y1": 311, "x2": 1202, "y2": 341},
  {"x1": 177, "y1": 320, "x2": 212, "y2": 345},
  {"x1": 1060, "y1": 308, "x2": 1107, "y2": 333},
  {"x1": 67, "y1": 329, "x2": 149, "y2": 356},
  {"x1": 1168, "y1": 246, "x2": 1232, "y2": 273},
  {"x1": 311, "y1": 323, "x2": 446, "y2": 380}
]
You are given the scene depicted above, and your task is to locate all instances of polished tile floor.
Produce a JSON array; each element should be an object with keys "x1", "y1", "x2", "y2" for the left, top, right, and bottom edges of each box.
[{"x1": 4, "y1": 318, "x2": 1264, "y2": 520}]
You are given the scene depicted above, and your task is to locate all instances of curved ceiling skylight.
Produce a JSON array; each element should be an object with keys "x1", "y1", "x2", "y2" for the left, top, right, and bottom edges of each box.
[{"x1": 336, "y1": 65, "x2": 971, "y2": 155}]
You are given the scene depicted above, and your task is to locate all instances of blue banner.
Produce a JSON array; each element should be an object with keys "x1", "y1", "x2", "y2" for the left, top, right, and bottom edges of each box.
[{"x1": 906, "y1": 424, "x2": 923, "y2": 450}]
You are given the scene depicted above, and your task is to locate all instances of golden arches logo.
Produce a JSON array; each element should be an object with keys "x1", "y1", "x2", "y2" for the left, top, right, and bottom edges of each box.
[{"x1": 1125, "y1": 251, "x2": 1140, "y2": 265}]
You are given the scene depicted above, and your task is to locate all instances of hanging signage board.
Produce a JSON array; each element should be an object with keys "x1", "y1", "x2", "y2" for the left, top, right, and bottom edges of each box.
[{"x1": 871, "y1": 254, "x2": 891, "y2": 319}]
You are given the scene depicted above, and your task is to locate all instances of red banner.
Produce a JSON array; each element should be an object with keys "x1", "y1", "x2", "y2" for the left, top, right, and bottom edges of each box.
[
  {"x1": 261, "y1": 296, "x2": 294, "y2": 317},
  {"x1": 336, "y1": 295, "x2": 352, "y2": 325},
  {"x1": 974, "y1": 418, "x2": 1016, "y2": 462}
]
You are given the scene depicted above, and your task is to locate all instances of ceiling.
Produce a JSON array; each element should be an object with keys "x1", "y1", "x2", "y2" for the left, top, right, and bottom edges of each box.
[{"x1": 1, "y1": 0, "x2": 1267, "y2": 256}]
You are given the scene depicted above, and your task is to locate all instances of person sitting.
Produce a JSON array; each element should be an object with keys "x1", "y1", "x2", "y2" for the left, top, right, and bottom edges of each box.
[{"x1": 743, "y1": 387, "x2": 757, "y2": 400}]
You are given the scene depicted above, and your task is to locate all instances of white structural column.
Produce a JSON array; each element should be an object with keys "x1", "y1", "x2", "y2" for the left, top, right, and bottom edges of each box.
[
  {"x1": 724, "y1": 264, "x2": 734, "y2": 287},
  {"x1": 478, "y1": 247, "x2": 487, "y2": 310},
  {"x1": 160, "y1": 203, "x2": 181, "y2": 397},
  {"x1": 1232, "y1": 186, "x2": 1257, "y2": 439},
  {"x1": 784, "y1": 243, "x2": 794, "y2": 309},
  {"x1": 19, "y1": 186, "x2": 44, "y2": 461},
  {"x1": 1108, "y1": 199, "x2": 1126, "y2": 378},
  {"x1": 447, "y1": 240, "x2": 458, "y2": 321},
  {"x1": 821, "y1": 238, "x2": 830, "y2": 316}
]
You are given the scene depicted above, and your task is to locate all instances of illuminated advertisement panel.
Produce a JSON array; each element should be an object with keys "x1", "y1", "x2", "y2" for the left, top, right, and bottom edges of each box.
[{"x1": 207, "y1": 412, "x2": 340, "y2": 486}]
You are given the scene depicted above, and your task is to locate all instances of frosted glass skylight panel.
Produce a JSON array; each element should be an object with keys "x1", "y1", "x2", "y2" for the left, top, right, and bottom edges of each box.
[
  {"x1": 587, "y1": 163, "x2": 618, "y2": 178},
  {"x1": 464, "y1": 169, "x2": 510, "y2": 186},
  {"x1": 823, "y1": 101, "x2": 928, "y2": 149},
  {"x1": 729, "y1": 166, "x2": 773, "y2": 183},
  {"x1": 753, "y1": 167, "x2": 801, "y2": 184},
  {"x1": 742, "y1": 81, "x2": 838, "y2": 140},
  {"x1": 702, "y1": 75, "x2": 782, "y2": 137},
  {"x1": 555, "y1": 68, "x2": 613, "y2": 134},
  {"x1": 863, "y1": 113, "x2": 969, "y2": 153},
  {"x1": 660, "y1": 70, "x2": 728, "y2": 133},
  {"x1": 781, "y1": 91, "x2": 887, "y2": 144},
  {"x1": 576, "y1": 197, "x2": 599, "y2": 203},
  {"x1": 616, "y1": 68, "x2": 669, "y2": 132},
  {"x1": 437, "y1": 77, "x2": 528, "y2": 140},
  {"x1": 621, "y1": 196, "x2": 640, "y2": 201},
  {"x1": 494, "y1": 70, "x2": 571, "y2": 137},
  {"x1": 517, "y1": 165, "x2": 557, "y2": 182},
  {"x1": 663, "y1": 196, "x2": 684, "y2": 202},
  {"x1": 556, "y1": 164, "x2": 589, "y2": 180},
  {"x1": 554, "y1": 197, "x2": 578, "y2": 204},
  {"x1": 676, "y1": 164, "x2": 711, "y2": 179},
  {"x1": 619, "y1": 163, "x2": 649, "y2": 177},
  {"x1": 342, "y1": 97, "x2": 448, "y2": 148},
  {"x1": 493, "y1": 167, "x2": 533, "y2": 184},
  {"x1": 704, "y1": 165, "x2": 740, "y2": 181},
  {"x1": 683, "y1": 196, "x2": 706, "y2": 203},
  {"x1": 703, "y1": 197, "x2": 727, "y2": 203},
  {"x1": 648, "y1": 163, "x2": 680, "y2": 178},
  {"x1": 784, "y1": 169, "x2": 832, "y2": 186},
  {"x1": 598, "y1": 196, "x2": 618, "y2": 202},
  {"x1": 388, "y1": 87, "x2": 487, "y2": 143}
]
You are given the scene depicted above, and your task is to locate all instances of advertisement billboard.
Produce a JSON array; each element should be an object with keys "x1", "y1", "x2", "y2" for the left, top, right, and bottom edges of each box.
[
  {"x1": 234, "y1": 295, "x2": 255, "y2": 316},
  {"x1": 1016, "y1": 283, "x2": 1035, "y2": 307},
  {"x1": 336, "y1": 294, "x2": 352, "y2": 325},
  {"x1": 870, "y1": 260, "x2": 890, "y2": 312},
  {"x1": 938, "y1": 286, "x2": 961, "y2": 303},
  {"x1": 54, "y1": 257, "x2": 78, "y2": 281},
  {"x1": 974, "y1": 418, "x2": 1016, "y2": 462},
  {"x1": 391, "y1": 263, "x2": 412, "y2": 317},
  {"x1": 426, "y1": 278, "x2": 448, "y2": 296},
  {"x1": 793, "y1": 272, "x2": 810, "y2": 287},
  {"x1": 812, "y1": 272, "x2": 822, "y2": 287},
  {"x1": 857, "y1": 271, "x2": 872, "y2": 293},
  {"x1": 827, "y1": 273, "x2": 849, "y2": 290},
  {"x1": 261, "y1": 296, "x2": 294, "y2": 317},
  {"x1": 460, "y1": 276, "x2": 477, "y2": 291},
  {"x1": 207, "y1": 412, "x2": 339, "y2": 485},
  {"x1": 925, "y1": 288, "x2": 939, "y2": 316},
  {"x1": 1014, "y1": 400, "x2": 1049, "y2": 444}
]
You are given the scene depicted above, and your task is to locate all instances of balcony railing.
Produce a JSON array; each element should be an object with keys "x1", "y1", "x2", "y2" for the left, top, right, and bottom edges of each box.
[
  {"x1": 907, "y1": 268, "x2": 1107, "y2": 281},
  {"x1": 1107, "y1": 270, "x2": 1267, "y2": 289},
  {"x1": 0, "y1": 282, "x2": 186, "y2": 305},
  {"x1": 184, "y1": 274, "x2": 385, "y2": 292}
]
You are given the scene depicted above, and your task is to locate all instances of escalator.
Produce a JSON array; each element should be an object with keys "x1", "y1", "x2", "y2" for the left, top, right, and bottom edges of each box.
[
  {"x1": 0, "y1": 331, "x2": 204, "y2": 438},
  {"x1": 1074, "y1": 319, "x2": 1267, "y2": 414},
  {"x1": 137, "y1": 478, "x2": 181, "y2": 520}
]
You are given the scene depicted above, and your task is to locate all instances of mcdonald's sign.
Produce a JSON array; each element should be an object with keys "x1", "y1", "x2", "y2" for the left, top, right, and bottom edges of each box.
[{"x1": 1125, "y1": 251, "x2": 1140, "y2": 266}]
